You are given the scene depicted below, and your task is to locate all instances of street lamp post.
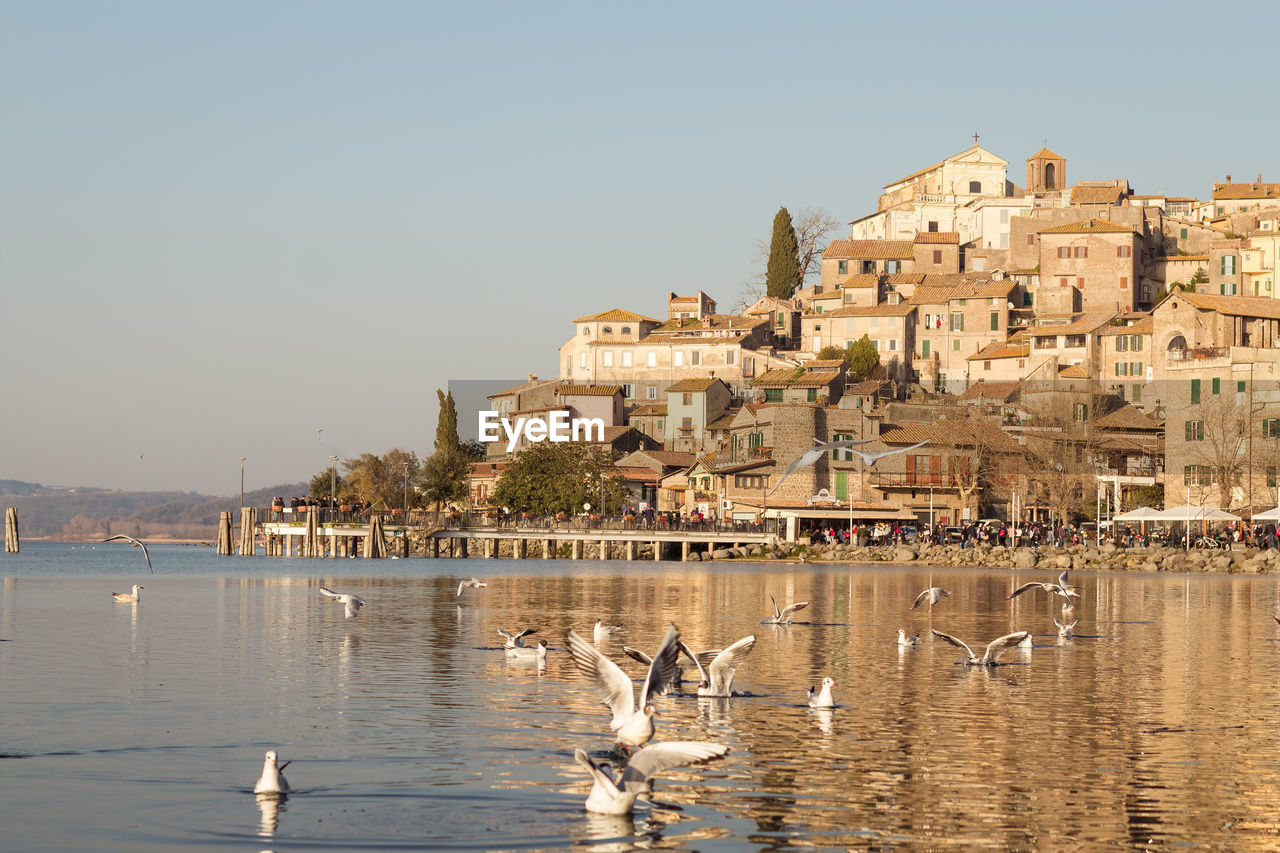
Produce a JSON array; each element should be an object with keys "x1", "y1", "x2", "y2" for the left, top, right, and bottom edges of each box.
[
  {"x1": 403, "y1": 463, "x2": 410, "y2": 518},
  {"x1": 240, "y1": 457, "x2": 246, "y2": 510},
  {"x1": 330, "y1": 455, "x2": 339, "y2": 515}
]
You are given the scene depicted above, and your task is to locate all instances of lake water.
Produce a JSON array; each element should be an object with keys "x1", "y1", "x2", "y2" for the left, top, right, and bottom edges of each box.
[{"x1": 4, "y1": 542, "x2": 1280, "y2": 851}]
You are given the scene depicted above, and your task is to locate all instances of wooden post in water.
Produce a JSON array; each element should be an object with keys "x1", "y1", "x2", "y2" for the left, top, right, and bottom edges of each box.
[
  {"x1": 4, "y1": 507, "x2": 18, "y2": 553},
  {"x1": 217, "y1": 511, "x2": 233, "y2": 555},
  {"x1": 238, "y1": 508, "x2": 256, "y2": 556}
]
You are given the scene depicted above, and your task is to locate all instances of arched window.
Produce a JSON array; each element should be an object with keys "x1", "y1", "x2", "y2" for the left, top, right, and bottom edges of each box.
[
  {"x1": 1045, "y1": 163, "x2": 1056, "y2": 190},
  {"x1": 621, "y1": 326, "x2": 631, "y2": 334},
  {"x1": 582, "y1": 326, "x2": 589, "y2": 335},
  {"x1": 968, "y1": 180, "x2": 982, "y2": 194},
  {"x1": 602, "y1": 326, "x2": 613, "y2": 334},
  {"x1": 1167, "y1": 335, "x2": 1187, "y2": 351}
]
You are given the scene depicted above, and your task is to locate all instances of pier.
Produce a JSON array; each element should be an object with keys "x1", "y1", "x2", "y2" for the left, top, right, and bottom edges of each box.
[{"x1": 250, "y1": 508, "x2": 780, "y2": 561}]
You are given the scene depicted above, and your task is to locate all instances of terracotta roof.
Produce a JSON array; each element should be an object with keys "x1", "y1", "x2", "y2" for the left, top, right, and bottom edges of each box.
[
  {"x1": 628, "y1": 404, "x2": 667, "y2": 416},
  {"x1": 1157, "y1": 253, "x2": 1209, "y2": 262},
  {"x1": 810, "y1": 289, "x2": 845, "y2": 301},
  {"x1": 1212, "y1": 182, "x2": 1280, "y2": 200},
  {"x1": 1170, "y1": 292, "x2": 1280, "y2": 320},
  {"x1": 803, "y1": 359, "x2": 846, "y2": 369},
  {"x1": 1069, "y1": 186, "x2": 1126, "y2": 206},
  {"x1": 614, "y1": 465, "x2": 661, "y2": 482},
  {"x1": 1095, "y1": 403, "x2": 1161, "y2": 432},
  {"x1": 706, "y1": 411, "x2": 738, "y2": 431},
  {"x1": 827, "y1": 303, "x2": 916, "y2": 318},
  {"x1": 879, "y1": 420, "x2": 1021, "y2": 453},
  {"x1": 1038, "y1": 217, "x2": 1136, "y2": 235},
  {"x1": 966, "y1": 341, "x2": 1029, "y2": 361},
  {"x1": 914, "y1": 231, "x2": 960, "y2": 244},
  {"x1": 884, "y1": 273, "x2": 925, "y2": 286},
  {"x1": 905, "y1": 278, "x2": 1012, "y2": 305},
  {"x1": 1028, "y1": 147, "x2": 1065, "y2": 160},
  {"x1": 837, "y1": 273, "x2": 882, "y2": 289},
  {"x1": 1030, "y1": 311, "x2": 1117, "y2": 337},
  {"x1": 1098, "y1": 315, "x2": 1153, "y2": 336},
  {"x1": 652, "y1": 314, "x2": 766, "y2": 333},
  {"x1": 959, "y1": 380, "x2": 1021, "y2": 401},
  {"x1": 920, "y1": 273, "x2": 977, "y2": 287},
  {"x1": 574, "y1": 308, "x2": 660, "y2": 323},
  {"x1": 905, "y1": 285, "x2": 956, "y2": 306},
  {"x1": 668, "y1": 294, "x2": 701, "y2": 302},
  {"x1": 664, "y1": 377, "x2": 722, "y2": 393},
  {"x1": 846, "y1": 379, "x2": 884, "y2": 395},
  {"x1": 633, "y1": 450, "x2": 697, "y2": 468},
  {"x1": 1057, "y1": 365, "x2": 1089, "y2": 378},
  {"x1": 823, "y1": 239, "x2": 915, "y2": 260},
  {"x1": 752, "y1": 367, "x2": 841, "y2": 389},
  {"x1": 556, "y1": 384, "x2": 622, "y2": 397}
]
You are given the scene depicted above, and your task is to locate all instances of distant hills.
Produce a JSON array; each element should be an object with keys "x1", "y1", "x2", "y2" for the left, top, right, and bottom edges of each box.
[{"x1": 0, "y1": 480, "x2": 308, "y2": 540}]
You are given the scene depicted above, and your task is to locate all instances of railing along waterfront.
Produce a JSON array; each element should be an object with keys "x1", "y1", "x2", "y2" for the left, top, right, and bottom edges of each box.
[{"x1": 258, "y1": 507, "x2": 780, "y2": 537}]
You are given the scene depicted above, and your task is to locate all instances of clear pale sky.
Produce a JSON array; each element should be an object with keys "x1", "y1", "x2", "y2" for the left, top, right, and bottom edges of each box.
[{"x1": 0, "y1": 1, "x2": 1270, "y2": 495}]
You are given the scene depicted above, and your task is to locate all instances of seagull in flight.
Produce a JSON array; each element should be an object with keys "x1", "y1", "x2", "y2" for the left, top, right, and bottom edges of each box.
[
  {"x1": 909, "y1": 586, "x2": 950, "y2": 611},
  {"x1": 931, "y1": 629, "x2": 1031, "y2": 666},
  {"x1": 763, "y1": 594, "x2": 809, "y2": 625},
  {"x1": 102, "y1": 534, "x2": 153, "y2": 573},
  {"x1": 767, "y1": 437, "x2": 875, "y2": 496},
  {"x1": 808, "y1": 677, "x2": 836, "y2": 708},
  {"x1": 318, "y1": 586, "x2": 365, "y2": 619},
  {"x1": 111, "y1": 584, "x2": 143, "y2": 603},
  {"x1": 679, "y1": 635, "x2": 757, "y2": 698},
  {"x1": 622, "y1": 646, "x2": 684, "y2": 695},
  {"x1": 457, "y1": 577, "x2": 487, "y2": 598},
  {"x1": 497, "y1": 627, "x2": 538, "y2": 649},
  {"x1": 1054, "y1": 616, "x2": 1079, "y2": 638},
  {"x1": 253, "y1": 749, "x2": 291, "y2": 795},
  {"x1": 565, "y1": 624, "x2": 681, "y2": 753},
  {"x1": 1008, "y1": 574, "x2": 1079, "y2": 602},
  {"x1": 574, "y1": 741, "x2": 730, "y2": 815},
  {"x1": 846, "y1": 439, "x2": 931, "y2": 468}
]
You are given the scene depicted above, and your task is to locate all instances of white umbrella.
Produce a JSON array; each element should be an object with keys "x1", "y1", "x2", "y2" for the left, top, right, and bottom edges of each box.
[
  {"x1": 1114, "y1": 507, "x2": 1162, "y2": 521},
  {"x1": 1157, "y1": 506, "x2": 1241, "y2": 522},
  {"x1": 1250, "y1": 507, "x2": 1280, "y2": 521}
]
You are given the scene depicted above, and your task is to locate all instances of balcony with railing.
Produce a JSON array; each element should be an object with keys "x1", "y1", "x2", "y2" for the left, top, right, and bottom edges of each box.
[
  {"x1": 1166, "y1": 345, "x2": 1229, "y2": 363},
  {"x1": 868, "y1": 472, "x2": 962, "y2": 489}
]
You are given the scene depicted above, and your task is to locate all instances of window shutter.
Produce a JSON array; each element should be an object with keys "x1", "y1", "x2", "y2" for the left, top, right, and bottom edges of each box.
[
  {"x1": 1185, "y1": 421, "x2": 1192, "y2": 441},
  {"x1": 1191, "y1": 379, "x2": 1200, "y2": 403}
]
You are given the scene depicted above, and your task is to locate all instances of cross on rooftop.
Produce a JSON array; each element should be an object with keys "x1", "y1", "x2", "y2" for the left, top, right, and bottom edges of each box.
[{"x1": 973, "y1": 132, "x2": 979, "y2": 145}]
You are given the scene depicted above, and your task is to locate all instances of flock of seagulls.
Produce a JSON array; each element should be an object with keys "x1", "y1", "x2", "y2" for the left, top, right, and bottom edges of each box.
[{"x1": 102, "y1": 554, "x2": 1095, "y2": 817}]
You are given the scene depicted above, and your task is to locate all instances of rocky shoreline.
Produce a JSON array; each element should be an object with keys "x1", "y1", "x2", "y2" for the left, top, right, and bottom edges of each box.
[{"x1": 697, "y1": 539, "x2": 1280, "y2": 574}]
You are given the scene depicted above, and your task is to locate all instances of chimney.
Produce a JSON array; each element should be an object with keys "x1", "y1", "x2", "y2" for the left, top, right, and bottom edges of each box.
[
  {"x1": 527, "y1": 373, "x2": 537, "y2": 382},
  {"x1": 1226, "y1": 174, "x2": 1232, "y2": 183}
]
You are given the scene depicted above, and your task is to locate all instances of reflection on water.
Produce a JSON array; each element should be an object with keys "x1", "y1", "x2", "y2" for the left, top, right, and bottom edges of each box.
[{"x1": 4, "y1": 546, "x2": 1280, "y2": 849}]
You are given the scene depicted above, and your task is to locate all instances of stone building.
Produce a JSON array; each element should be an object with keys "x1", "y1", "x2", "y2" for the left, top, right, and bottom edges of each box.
[
  {"x1": 907, "y1": 277, "x2": 1018, "y2": 393},
  {"x1": 1036, "y1": 218, "x2": 1144, "y2": 313},
  {"x1": 912, "y1": 232, "x2": 961, "y2": 273},
  {"x1": 1209, "y1": 176, "x2": 1280, "y2": 218},
  {"x1": 820, "y1": 240, "x2": 915, "y2": 288}
]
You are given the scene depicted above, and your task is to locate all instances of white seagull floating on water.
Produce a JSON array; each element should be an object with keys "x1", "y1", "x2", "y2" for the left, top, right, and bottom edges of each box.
[
  {"x1": 897, "y1": 628, "x2": 920, "y2": 647},
  {"x1": 112, "y1": 584, "x2": 143, "y2": 603},
  {"x1": 506, "y1": 638, "x2": 549, "y2": 664},
  {"x1": 566, "y1": 623, "x2": 681, "y2": 753},
  {"x1": 808, "y1": 677, "x2": 837, "y2": 708},
  {"x1": 102, "y1": 534, "x2": 153, "y2": 573},
  {"x1": 763, "y1": 594, "x2": 809, "y2": 625},
  {"x1": 593, "y1": 620, "x2": 622, "y2": 643},
  {"x1": 574, "y1": 741, "x2": 730, "y2": 815},
  {"x1": 318, "y1": 586, "x2": 365, "y2": 619},
  {"x1": 931, "y1": 629, "x2": 1031, "y2": 667},
  {"x1": 253, "y1": 749, "x2": 291, "y2": 795},
  {"x1": 679, "y1": 635, "x2": 757, "y2": 698}
]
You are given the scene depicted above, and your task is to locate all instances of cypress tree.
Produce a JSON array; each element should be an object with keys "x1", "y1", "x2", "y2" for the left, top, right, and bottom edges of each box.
[
  {"x1": 435, "y1": 389, "x2": 460, "y2": 452},
  {"x1": 765, "y1": 207, "x2": 801, "y2": 298}
]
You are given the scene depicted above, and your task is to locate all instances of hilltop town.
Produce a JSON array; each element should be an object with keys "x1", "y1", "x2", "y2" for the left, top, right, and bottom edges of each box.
[{"x1": 473, "y1": 142, "x2": 1280, "y2": 536}]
